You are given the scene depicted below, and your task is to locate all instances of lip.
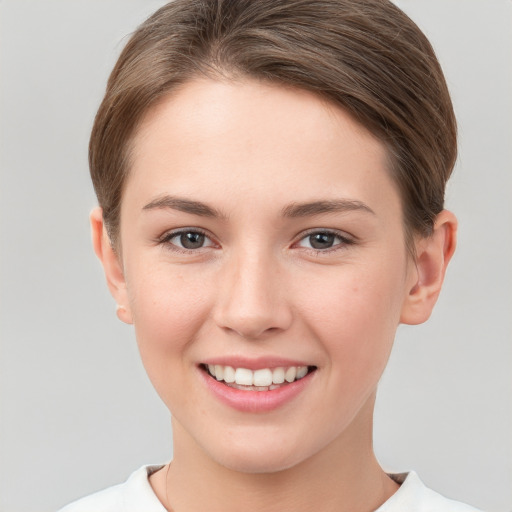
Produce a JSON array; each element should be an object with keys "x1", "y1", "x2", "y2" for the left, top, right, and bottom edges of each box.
[
  {"x1": 201, "y1": 356, "x2": 311, "y2": 371},
  {"x1": 198, "y1": 362, "x2": 316, "y2": 413}
]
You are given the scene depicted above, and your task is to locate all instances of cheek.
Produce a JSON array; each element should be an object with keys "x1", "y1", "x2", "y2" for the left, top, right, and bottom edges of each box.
[
  {"x1": 296, "y1": 259, "x2": 406, "y2": 373},
  {"x1": 126, "y1": 262, "x2": 212, "y2": 385},
  {"x1": 129, "y1": 260, "x2": 208, "y2": 325}
]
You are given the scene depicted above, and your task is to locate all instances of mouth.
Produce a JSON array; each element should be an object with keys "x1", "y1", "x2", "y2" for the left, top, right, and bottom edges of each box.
[{"x1": 201, "y1": 363, "x2": 317, "y2": 391}]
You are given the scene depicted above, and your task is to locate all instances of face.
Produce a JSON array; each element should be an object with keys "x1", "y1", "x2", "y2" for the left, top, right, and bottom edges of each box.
[{"x1": 113, "y1": 78, "x2": 418, "y2": 473}]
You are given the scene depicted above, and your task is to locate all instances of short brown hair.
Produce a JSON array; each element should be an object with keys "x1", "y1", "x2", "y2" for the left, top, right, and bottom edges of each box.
[{"x1": 90, "y1": 0, "x2": 457, "y2": 249}]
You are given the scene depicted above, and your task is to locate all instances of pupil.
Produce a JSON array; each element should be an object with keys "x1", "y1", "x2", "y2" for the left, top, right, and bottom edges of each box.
[
  {"x1": 181, "y1": 232, "x2": 204, "y2": 249},
  {"x1": 310, "y1": 233, "x2": 334, "y2": 249}
]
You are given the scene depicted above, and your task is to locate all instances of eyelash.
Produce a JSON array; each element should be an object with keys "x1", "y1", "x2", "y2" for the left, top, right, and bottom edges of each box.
[
  {"x1": 294, "y1": 229, "x2": 355, "y2": 256},
  {"x1": 158, "y1": 228, "x2": 217, "y2": 254},
  {"x1": 157, "y1": 228, "x2": 355, "y2": 255}
]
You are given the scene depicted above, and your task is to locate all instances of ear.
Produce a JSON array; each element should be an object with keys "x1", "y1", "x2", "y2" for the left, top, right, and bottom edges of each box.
[
  {"x1": 90, "y1": 207, "x2": 133, "y2": 324},
  {"x1": 400, "y1": 210, "x2": 457, "y2": 325}
]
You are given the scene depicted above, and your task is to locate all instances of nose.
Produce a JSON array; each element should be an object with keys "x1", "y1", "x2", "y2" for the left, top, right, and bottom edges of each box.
[{"x1": 213, "y1": 249, "x2": 293, "y2": 339}]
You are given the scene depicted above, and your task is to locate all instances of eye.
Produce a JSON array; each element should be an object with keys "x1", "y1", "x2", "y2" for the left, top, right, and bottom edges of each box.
[
  {"x1": 296, "y1": 230, "x2": 353, "y2": 251},
  {"x1": 161, "y1": 229, "x2": 215, "y2": 251}
]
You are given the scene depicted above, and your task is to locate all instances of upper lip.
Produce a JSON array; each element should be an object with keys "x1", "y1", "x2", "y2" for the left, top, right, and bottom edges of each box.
[{"x1": 200, "y1": 356, "x2": 313, "y2": 371}]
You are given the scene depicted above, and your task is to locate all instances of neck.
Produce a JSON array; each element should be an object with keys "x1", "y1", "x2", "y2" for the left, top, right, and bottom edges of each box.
[{"x1": 152, "y1": 395, "x2": 398, "y2": 512}]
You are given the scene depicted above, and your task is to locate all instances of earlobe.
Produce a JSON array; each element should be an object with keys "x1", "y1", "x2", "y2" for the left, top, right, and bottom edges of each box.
[
  {"x1": 400, "y1": 210, "x2": 457, "y2": 325},
  {"x1": 90, "y1": 207, "x2": 133, "y2": 324}
]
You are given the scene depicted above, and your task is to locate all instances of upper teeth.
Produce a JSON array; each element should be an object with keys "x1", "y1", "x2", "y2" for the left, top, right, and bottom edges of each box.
[{"x1": 207, "y1": 365, "x2": 309, "y2": 386}]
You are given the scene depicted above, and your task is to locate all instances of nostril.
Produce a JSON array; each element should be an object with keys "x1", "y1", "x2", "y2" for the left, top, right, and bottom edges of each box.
[{"x1": 224, "y1": 324, "x2": 282, "y2": 340}]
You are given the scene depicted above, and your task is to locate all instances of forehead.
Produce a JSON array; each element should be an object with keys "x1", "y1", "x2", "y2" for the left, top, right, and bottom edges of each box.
[
  {"x1": 133, "y1": 77, "x2": 385, "y2": 162},
  {"x1": 125, "y1": 78, "x2": 400, "y2": 220}
]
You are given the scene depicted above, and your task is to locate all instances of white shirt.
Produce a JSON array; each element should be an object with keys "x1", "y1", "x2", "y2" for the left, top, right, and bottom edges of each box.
[{"x1": 58, "y1": 465, "x2": 482, "y2": 512}]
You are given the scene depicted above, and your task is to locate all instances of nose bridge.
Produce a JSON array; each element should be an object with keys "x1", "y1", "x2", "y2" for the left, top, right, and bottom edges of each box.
[{"x1": 214, "y1": 245, "x2": 291, "y2": 339}]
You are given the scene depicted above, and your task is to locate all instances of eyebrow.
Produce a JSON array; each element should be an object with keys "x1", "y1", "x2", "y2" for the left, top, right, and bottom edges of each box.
[
  {"x1": 281, "y1": 199, "x2": 375, "y2": 218},
  {"x1": 142, "y1": 195, "x2": 227, "y2": 219},
  {"x1": 142, "y1": 195, "x2": 375, "y2": 219}
]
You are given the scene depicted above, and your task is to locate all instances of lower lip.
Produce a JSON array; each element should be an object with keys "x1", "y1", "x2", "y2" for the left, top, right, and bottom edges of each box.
[{"x1": 200, "y1": 368, "x2": 314, "y2": 413}]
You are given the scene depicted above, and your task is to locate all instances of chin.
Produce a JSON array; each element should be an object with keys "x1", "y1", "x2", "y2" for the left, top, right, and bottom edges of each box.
[{"x1": 204, "y1": 433, "x2": 315, "y2": 475}]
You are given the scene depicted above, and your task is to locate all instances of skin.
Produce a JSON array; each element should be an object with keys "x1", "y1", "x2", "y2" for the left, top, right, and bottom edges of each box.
[{"x1": 92, "y1": 78, "x2": 456, "y2": 512}]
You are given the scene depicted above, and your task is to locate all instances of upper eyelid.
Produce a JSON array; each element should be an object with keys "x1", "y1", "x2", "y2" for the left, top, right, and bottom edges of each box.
[
  {"x1": 295, "y1": 228, "x2": 354, "y2": 242},
  {"x1": 159, "y1": 227, "x2": 212, "y2": 240}
]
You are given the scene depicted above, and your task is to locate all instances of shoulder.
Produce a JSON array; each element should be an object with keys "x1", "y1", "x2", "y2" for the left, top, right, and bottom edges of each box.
[
  {"x1": 57, "y1": 465, "x2": 167, "y2": 512},
  {"x1": 377, "y1": 471, "x2": 483, "y2": 512}
]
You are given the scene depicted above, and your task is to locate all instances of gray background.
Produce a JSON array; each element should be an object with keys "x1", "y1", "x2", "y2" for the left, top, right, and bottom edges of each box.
[{"x1": 0, "y1": 1, "x2": 510, "y2": 511}]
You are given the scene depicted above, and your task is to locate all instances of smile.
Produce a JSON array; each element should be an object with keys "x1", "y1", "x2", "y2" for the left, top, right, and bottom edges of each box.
[
  {"x1": 200, "y1": 362, "x2": 316, "y2": 412},
  {"x1": 205, "y1": 364, "x2": 313, "y2": 390}
]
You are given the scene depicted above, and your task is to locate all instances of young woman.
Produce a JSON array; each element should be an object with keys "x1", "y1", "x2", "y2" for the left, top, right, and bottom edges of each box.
[{"x1": 60, "y1": 1, "x2": 481, "y2": 510}]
